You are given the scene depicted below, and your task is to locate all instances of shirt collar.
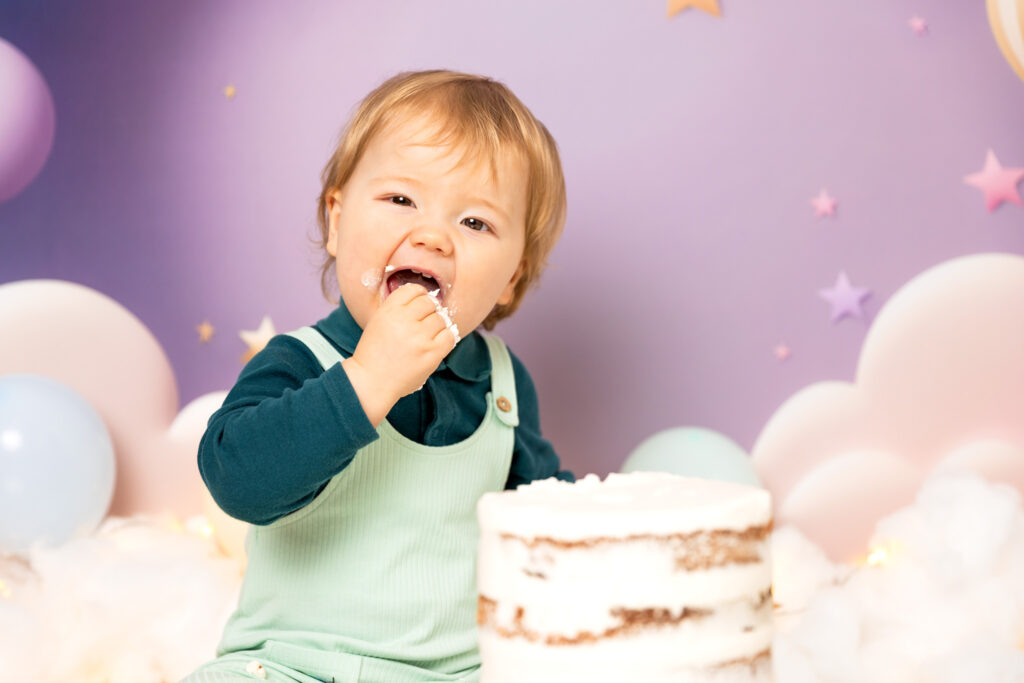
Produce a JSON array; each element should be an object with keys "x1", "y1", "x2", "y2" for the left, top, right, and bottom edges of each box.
[{"x1": 315, "y1": 298, "x2": 490, "y2": 382}]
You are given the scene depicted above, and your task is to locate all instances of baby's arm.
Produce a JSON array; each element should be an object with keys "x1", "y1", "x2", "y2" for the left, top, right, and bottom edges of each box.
[
  {"x1": 503, "y1": 350, "x2": 576, "y2": 489},
  {"x1": 198, "y1": 337, "x2": 378, "y2": 525}
]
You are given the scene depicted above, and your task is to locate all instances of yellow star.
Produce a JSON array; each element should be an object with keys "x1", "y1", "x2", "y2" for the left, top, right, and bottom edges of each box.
[
  {"x1": 667, "y1": 0, "x2": 721, "y2": 18},
  {"x1": 239, "y1": 316, "x2": 276, "y2": 363},
  {"x1": 196, "y1": 320, "x2": 215, "y2": 343},
  {"x1": 223, "y1": 84, "x2": 237, "y2": 99}
]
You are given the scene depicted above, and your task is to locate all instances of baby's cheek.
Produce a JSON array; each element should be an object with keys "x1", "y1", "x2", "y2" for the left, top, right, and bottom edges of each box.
[{"x1": 360, "y1": 268, "x2": 384, "y2": 289}]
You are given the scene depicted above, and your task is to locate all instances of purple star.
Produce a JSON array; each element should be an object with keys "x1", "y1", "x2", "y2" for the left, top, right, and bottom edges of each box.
[{"x1": 819, "y1": 272, "x2": 871, "y2": 323}]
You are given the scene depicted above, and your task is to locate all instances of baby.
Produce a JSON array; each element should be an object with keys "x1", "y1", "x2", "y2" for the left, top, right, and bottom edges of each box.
[{"x1": 183, "y1": 70, "x2": 575, "y2": 683}]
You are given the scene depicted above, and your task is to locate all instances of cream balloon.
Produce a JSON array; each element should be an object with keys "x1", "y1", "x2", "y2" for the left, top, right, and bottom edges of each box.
[
  {"x1": 987, "y1": 0, "x2": 1024, "y2": 82},
  {"x1": 202, "y1": 487, "x2": 249, "y2": 567},
  {"x1": 168, "y1": 390, "x2": 249, "y2": 565}
]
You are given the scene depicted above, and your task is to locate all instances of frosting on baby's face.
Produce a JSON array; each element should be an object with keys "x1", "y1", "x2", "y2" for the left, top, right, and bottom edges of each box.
[{"x1": 325, "y1": 113, "x2": 528, "y2": 337}]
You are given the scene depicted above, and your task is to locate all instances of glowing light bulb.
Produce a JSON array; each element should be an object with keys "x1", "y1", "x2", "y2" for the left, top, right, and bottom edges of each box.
[{"x1": 0, "y1": 579, "x2": 11, "y2": 599}]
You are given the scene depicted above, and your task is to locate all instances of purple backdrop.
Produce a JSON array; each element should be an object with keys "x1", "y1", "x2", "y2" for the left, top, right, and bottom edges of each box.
[{"x1": 2, "y1": 0, "x2": 1022, "y2": 478}]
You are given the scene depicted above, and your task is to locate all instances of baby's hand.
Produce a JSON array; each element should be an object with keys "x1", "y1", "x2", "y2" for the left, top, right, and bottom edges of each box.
[{"x1": 343, "y1": 283, "x2": 457, "y2": 425}]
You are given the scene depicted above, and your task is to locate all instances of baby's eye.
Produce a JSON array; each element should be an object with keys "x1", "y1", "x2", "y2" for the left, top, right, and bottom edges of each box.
[
  {"x1": 462, "y1": 217, "x2": 491, "y2": 232},
  {"x1": 388, "y1": 195, "x2": 414, "y2": 207}
]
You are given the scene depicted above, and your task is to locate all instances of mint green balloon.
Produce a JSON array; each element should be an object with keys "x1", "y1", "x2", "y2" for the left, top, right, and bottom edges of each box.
[{"x1": 621, "y1": 427, "x2": 762, "y2": 487}]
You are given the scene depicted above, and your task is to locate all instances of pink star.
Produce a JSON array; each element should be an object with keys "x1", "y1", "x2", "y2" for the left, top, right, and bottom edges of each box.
[
  {"x1": 963, "y1": 149, "x2": 1024, "y2": 212},
  {"x1": 774, "y1": 345, "x2": 791, "y2": 361},
  {"x1": 819, "y1": 272, "x2": 871, "y2": 323},
  {"x1": 810, "y1": 189, "x2": 838, "y2": 218},
  {"x1": 908, "y1": 16, "x2": 928, "y2": 36}
]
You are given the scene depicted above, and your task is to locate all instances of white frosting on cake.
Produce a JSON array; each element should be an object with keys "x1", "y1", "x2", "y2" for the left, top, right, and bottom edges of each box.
[
  {"x1": 476, "y1": 472, "x2": 775, "y2": 683},
  {"x1": 478, "y1": 472, "x2": 772, "y2": 539}
]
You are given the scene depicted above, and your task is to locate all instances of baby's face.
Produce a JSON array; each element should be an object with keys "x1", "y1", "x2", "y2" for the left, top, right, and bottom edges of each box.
[{"x1": 326, "y1": 115, "x2": 528, "y2": 335}]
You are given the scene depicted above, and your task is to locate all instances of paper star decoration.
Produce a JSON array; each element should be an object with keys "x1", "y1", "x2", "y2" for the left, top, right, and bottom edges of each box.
[
  {"x1": 819, "y1": 272, "x2": 871, "y2": 323},
  {"x1": 667, "y1": 0, "x2": 721, "y2": 18},
  {"x1": 810, "y1": 189, "x2": 838, "y2": 218},
  {"x1": 196, "y1": 320, "x2": 215, "y2": 343},
  {"x1": 963, "y1": 149, "x2": 1024, "y2": 212},
  {"x1": 239, "y1": 316, "x2": 276, "y2": 363},
  {"x1": 223, "y1": 84, "x2": 237, "y2": 99},
  {"x1": 908, "y1": 16, "x2": 928, "y2": 36},
  {"x1": 774, "y1": 345, "x2": 791, "y2": 361}
]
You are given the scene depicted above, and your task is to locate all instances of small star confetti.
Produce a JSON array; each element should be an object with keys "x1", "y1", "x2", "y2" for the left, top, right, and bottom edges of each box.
[
  {"x1": 196, "y1": 320, "x2": 215, "y2": 343},
  {"x1": 667, "y1": 0, "x2": 721, "y2": 18},
  {"x1": 908, "y1": 16, "x2": 928, "y2": 36},
  {"x1": 819, "y1": 272, "x2": 871, "y2": 323},
  {"x1": 223, "y1": 84, "x2": 237, "y2": 99},
  {"x1": 810, "y1": 189, "x2": 838, "y2": 218},
  {"x1": 774, "y1": 345, "x2": 791, "y2": 361},
  {"x1": 240, "y1": 316, "x2": 277, "y2": 363},
  {"x1": 963, "y1": 149, "x2": 1024, "y2": 212}
]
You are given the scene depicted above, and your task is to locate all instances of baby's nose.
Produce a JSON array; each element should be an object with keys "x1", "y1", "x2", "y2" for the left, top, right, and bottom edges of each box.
[{"x1": 410, "y1": 222, "x2": 453, "y2": 254}]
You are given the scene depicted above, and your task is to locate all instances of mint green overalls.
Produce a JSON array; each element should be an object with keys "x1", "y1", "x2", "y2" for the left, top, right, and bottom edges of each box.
[{"x1": 181, "y1": 327, "x2": 517, "y2": 683}]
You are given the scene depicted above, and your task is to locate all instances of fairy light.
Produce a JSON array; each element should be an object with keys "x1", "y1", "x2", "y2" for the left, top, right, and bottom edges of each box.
[
  {"x1": 0, "y1": 579, "x2": 10, "y2": 599},
  {"x1": 857, "y1": 540, "x2": 902, "y2": 568},
  {"x1": 865, "y1": 546, "x2": 889, "y2": 566},
  {"x1": 183, "y1": 514, "x2": 216, "y2": 540}
]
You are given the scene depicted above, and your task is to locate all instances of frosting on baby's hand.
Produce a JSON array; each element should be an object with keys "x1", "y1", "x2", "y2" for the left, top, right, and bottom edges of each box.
[{"x1": 428, "y1": 289, "x2": 460, "y2": 344}]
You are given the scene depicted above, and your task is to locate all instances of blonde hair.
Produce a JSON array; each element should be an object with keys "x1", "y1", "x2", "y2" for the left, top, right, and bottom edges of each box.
[{"x1": 315, "y1": 69, "x2": 567, "y2": 330}]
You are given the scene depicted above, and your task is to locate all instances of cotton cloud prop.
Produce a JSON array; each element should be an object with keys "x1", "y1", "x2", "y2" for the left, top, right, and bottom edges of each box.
[
  {"x1": 0, "y1": 515, "x2": 244, "y2": 682},
  {"x1": 771, "y1": 472, "x2": 1024, "y2": 681},
  {"x1": 752, "y1": 253, "x2": 1024, "y2": 562},
  {"x1": 0, "y1": 280, "x2": 213, "y2": 519}
]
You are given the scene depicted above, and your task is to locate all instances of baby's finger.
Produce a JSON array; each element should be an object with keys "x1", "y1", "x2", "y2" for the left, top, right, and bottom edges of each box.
[
  {"x1": 406, "y1": 292, "x2": 441, "y2": 321},
  {"x1": 432, "y1": 320, "x2": 460, "y2": 348},
  {"x1": 418, "y1": 310, "x2": 447, "y2": 338},
  {"x1": 388, "y1": 282, "x2": 429, "y2": 306}
]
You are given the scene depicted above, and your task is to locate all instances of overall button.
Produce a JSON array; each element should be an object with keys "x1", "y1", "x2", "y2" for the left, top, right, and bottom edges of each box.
[
  {"x1": 496, "y1": 396, "x2": 512, "y2": 412},
  {"x1": 245, "y1": 660, "x2": 267, "y2": 679}
]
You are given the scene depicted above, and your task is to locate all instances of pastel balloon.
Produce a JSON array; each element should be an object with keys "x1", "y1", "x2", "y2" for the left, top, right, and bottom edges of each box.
[
  {"x1": 0, "y1": 280, "x2": 205, "y2": 518},
  {"x1": 0, "y1": 39, "x2": 56, "y2": 202},
  {"x1": 622, "y1": 427, "x2": 762, "y2": 487},
  {"x1": 170, "y1": 390, "x2": 249, "y2": 565},
  {"x1": 0, "y1": 374, "x2": 115, "y2": 552},
  {"x1": 987, "y1": 0, "x2": 1024, "y2": 82}
]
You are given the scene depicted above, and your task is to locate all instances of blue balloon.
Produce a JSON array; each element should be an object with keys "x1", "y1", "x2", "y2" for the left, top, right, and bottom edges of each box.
[
  {"x1": 621, "y1": 427, "x2": 762, "y2": 487},
  {"x1": 0, "y1": 374, "x2": 115, "y2": 552}
]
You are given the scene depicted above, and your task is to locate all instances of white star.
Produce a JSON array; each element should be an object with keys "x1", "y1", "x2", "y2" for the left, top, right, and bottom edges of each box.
[{"x1": 239, "y1": 316, "x2": 276, "y2": 362}]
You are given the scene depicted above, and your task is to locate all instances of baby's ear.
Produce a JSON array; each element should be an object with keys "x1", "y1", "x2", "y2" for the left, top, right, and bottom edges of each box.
[
  {"x1": 497, "y1": 261, "x2": 525, "y2": 306},
  {"x1": 325, "y1": 190, "x2": 344, "y2": 257}
]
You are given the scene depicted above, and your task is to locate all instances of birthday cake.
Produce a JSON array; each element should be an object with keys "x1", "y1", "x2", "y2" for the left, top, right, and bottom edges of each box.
[{"x1": 476, "y1": 472, "x2": 774, "y2": 682}]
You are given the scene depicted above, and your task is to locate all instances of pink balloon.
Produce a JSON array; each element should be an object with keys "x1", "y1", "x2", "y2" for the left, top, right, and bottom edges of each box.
[{"x1": 0, "y1": 39, "x2": 56, "y2": 202}]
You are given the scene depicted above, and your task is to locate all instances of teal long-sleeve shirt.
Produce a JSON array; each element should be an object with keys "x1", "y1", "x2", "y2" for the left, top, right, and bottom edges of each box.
[{"x1": 198, "y1": 300, "x2": 575, "y2": 526}]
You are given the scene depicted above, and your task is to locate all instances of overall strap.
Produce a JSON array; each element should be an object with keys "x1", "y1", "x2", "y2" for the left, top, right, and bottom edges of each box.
[
  {"x1": 286, "y1": 326, "x2": 345, "y2": 371},
  {"x1": 481, "y1": 333, "x2": 519, "y2": 428}
]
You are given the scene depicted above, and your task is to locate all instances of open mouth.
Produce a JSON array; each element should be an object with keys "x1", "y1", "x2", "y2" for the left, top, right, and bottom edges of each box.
[{"x1": 386, "y1": 267, "x2": 444, "y2": 301}]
